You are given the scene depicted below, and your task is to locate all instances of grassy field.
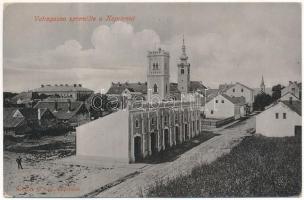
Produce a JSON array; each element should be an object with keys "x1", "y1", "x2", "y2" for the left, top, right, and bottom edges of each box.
[{"x1": 147, "y1": 135, "x2": 302, "y2": 197}]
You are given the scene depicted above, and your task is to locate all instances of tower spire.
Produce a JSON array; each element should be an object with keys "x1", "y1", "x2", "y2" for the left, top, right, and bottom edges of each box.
[
  {"x1": 180, "y1": 35, "x2": 188, "y2": 61},
  {"x1": 260, "y1": 75, "x2": 266, "y2": 94}
]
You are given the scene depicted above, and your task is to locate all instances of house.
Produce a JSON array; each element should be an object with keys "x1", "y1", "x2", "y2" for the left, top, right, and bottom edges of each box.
[
  {"x1": 218, "y1": 82, "x2": 254, "y2": 111},
  {"x1": 203, "y1": 93, "x2": 246, "y2": 119},
  {"x1": 31, "y1": 84, "x2": 94, "y2": 101},
  {"x1": 10, "y1": 92, "x2": 35, "y2": 106},
  {"x1": 256, "y1": 100, "x2": 301, "y2": 137},
  {"x1": 281, "y1": 81, "x2": 301, "y2": 100},
  {"x1": 3, "y1": 107, "x2": 56, "y2": 136},
  {"x1": 34, "y1": 100, "x2": 90, "y2": 127}
]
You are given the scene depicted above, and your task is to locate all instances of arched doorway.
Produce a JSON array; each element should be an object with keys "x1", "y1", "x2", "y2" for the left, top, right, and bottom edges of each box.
[
  {"x1": 175, "y1": 126, "x2": 180, "y2": 144},
  {"x1": 185, "y1": 124, "x2": 189, "y2": 140},
  {"x1": 150, "y1": 132, "x2": 157, "y2": 154},
  {"x1": 134, "y1": 136, "x2": 141, "y2": 162},
  {"x1": 164, "y1": 129, "x2": 170, "y2": 149}
]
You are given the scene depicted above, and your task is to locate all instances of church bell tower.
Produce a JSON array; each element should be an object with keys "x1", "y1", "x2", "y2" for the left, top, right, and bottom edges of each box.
[
  {"x1": 147, "y1": 47, "x2": 170, "y2": 102},
  {"x1": 177, "y1": 35, "x2": 190, "y2": 94}
]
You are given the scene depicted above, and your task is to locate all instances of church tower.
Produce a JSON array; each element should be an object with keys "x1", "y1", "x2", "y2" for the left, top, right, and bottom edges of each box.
[
  {"x1": 177, "y1": 36, "x2": 190, "y2": 94},
  {"x1": 260, "y1": 75, "x2": 265, "y2": 94},
  {"x1": 147, "y1": 47, "x2": 170, "y2": 102}
]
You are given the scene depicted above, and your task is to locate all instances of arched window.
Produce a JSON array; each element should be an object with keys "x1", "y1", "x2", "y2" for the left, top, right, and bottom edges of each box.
[
  {"x1": 181, "y1": 69, "x2": 184, "y2": 74},
  {"x1": 153, "y1": 63, "x2": 155, "y2": 70},
  {"x1": 153, "y1": 84, "x2": 158, "y2": 93},
  {"x1": 156, "y1": 63, "x2": 158, "y2": 69},
  {"x1": 135, "y1": 119, "x2": 139, "y2": 128}
]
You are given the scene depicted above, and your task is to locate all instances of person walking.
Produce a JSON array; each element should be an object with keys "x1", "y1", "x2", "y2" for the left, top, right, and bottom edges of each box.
[{"x1": 16, "y1": 156, "x2": 23, "y2": 170}]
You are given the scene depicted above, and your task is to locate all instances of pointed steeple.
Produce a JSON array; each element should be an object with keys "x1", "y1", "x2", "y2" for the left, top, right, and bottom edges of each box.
[
  {"x1": 180, "y1": 35, "x2": 188, "y2": 61},
  {"x1": 260, "y1": 75, "x2": 266, "y2": 94}
]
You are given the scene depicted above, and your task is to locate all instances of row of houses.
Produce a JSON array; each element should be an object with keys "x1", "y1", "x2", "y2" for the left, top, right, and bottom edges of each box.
[{"x1": 4, "y1": 101, "x2": 91, "y2": 136}]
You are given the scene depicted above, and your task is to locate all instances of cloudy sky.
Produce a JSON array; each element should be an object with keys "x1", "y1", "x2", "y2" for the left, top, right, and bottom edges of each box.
[{"x1": 3, "y1": 3, "x2": 301, "y2": 92}]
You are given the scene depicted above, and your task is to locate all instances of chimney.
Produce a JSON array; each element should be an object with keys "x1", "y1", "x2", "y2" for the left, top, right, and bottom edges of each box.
[{"x1": 289, "y1": 97, "x2": 293, "y2": 105}]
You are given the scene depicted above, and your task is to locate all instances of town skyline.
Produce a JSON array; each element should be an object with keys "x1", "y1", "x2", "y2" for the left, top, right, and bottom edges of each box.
[{"x1": 4, "y1": 3, "x2": 301, "y2": 92}]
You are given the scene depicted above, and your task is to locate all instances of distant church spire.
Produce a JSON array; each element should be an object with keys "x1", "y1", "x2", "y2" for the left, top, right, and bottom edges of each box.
[{"x1": 260, "y1": 75, "x2": 266, "y2": 94}]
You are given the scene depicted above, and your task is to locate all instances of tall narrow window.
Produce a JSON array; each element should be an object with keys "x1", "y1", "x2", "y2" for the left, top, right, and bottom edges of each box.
[
  {"x1": 181, "y1": 69, "x2": 184, "y2": 74},
  {"x1": 211, "y1": 110, "x2": 214, "y2": 114},
  {"x1": 135, "y1": 119, "x2": 139, "y2": 128},
  {"x1": 275, "y1": 113, "x2": 279, "y2": 119},
  {"x1": 233, "y1": 89, "x2": 235, "y2": 92},
  {"x1": 283, "y1": 113, "x2": 287, "y2": 119},
  {"x1": 153, "y1": 84, "x2": 158, "y2": 93},
  {"x1": 241, "y1": 88, "x2": 244, "y2": 92}
]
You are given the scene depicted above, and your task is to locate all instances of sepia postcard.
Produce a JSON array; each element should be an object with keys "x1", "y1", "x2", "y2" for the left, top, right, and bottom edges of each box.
[{"x1": 2, "y1": 2, "x2": 302, "y2": 198}]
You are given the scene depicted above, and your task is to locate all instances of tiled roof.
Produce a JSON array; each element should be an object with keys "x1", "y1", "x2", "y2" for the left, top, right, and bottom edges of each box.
[
  {"x1": 18, "y1": 108, "x2": 39, "y2": 121},
  {"x1": 34, "y1": 101, "x2": 87, "y2": 120},
  {"x1": 189, "y1": 81, "x2": 207, "y2": 92},
  {"x1": 169, "y1": 83, "x2": 180, "y2": 94},
  {"x1": 219, "y1": 82, "x2": 254, "y2": 93},
  {"x1": 107, "y1": 82, "x2": 193, "y2": 95},
  {"x1": 107, "y1": 82, "x2": 148, "y2": 95},
  {"x1": 10, "y1": 92, "x2": 33, "y2": 103},
  {"x1": 222, "y1": 94, "x2": 246, "y2": 105},
  {"x1": 219, "y1": 83, "x2": 234, "y2": 93},
  {"x1": 281, "y1": 100, "x2": 301, "y2": 116},
  {"x1": 3, "y1": 108, "x2": 24, "y2": 128},
  {"x1": 206, "y1": 89, "x2": 219, "y2": 97},
  {"x1": 32, "y1": 84, "x2": 93, "y2": 93},
  {"x1": 280, "y1": 92, "x2": 300, "y2": 100},
  {"x1": 204, "y1": 94, "x2": 246, "y2": 106}
]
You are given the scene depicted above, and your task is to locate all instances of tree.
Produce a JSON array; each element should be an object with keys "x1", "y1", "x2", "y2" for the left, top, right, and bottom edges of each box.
[
  {"x1": 253, "y1": 93, "x2": 273, "y2": 111},
  {"x1": 272, "y1": 84, "x2": 284, "y2": 101}
]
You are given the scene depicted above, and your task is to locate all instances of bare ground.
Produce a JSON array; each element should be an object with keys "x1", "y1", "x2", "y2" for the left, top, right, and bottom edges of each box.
[{"x1": 3, "y1": 117, "x2": 255, "y2": 197}]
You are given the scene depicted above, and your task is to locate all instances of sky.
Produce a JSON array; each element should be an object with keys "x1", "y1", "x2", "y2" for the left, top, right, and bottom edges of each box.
[{"x1": 3, "y1": 3, "x2": 301, "y2": 92}]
